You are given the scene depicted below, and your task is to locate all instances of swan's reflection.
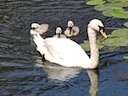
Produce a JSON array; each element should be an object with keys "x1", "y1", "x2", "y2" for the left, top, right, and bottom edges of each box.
[
  {"x1": 87, "y1": 69, "x2": 99, "y2": 96},
  {"x1": 34, "y1": 57, "x2": 81, "y2": 81},
  {"x1": 34, "y1": 56, "x2": 99, "y2": 95},
  {"x1": 43, "y1": 62, "x2": 81, "y2": 81}
]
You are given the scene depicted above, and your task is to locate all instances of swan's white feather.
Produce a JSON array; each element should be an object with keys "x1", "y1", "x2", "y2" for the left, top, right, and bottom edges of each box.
[
  {"x1": 30, "y1": 19, "x2": 107, "y2": 69},
  {"x1": 44, "y1": 38, "x2": 90, "y2": 67}
]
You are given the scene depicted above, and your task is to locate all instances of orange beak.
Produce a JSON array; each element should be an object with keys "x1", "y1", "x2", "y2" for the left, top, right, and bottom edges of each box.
[{"x1": 99, "y1": 28, "x2": 107, "y2": 38}]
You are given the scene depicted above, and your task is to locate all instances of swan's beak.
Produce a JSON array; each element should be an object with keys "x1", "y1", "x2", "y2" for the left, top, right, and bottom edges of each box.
[{"x1": 99, "y1": 28, "x2": 107, "y2": 38}]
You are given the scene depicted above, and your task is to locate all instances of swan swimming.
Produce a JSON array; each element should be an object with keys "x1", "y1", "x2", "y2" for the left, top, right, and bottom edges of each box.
[
  {"x1": 30, "y1": 19, "x2": 107, "y2": 69},
  {"x1": 64, "y1": 20, "x2": 80, "y2": 39},
  {"x1": 53, "y1": 27, "x2": 67, "y2": 38}
]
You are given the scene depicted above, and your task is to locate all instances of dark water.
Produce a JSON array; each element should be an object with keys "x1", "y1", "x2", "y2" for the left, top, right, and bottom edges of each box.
[{"x1": 0, "y1": 0, "x2": 128, "y2": 96}]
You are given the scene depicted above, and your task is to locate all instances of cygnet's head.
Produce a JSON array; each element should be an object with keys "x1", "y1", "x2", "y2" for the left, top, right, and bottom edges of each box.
[
  {"x1": 31, "y1": 23, "x2": 40, "y2": 29},
  {"x1": 56, "y1": 27, "x2": 62, "y2": 34},
  {"x1": 67, "y1": 20, "x2": 74, "y2": 27}
]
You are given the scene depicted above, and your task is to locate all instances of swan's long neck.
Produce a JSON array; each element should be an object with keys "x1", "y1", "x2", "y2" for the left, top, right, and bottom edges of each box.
[{"x1": 88, "y1": 27, "x2": 99, "y2": 68}]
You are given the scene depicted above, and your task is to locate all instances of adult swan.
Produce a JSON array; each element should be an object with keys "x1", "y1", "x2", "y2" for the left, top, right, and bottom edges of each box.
[{"x1": 30, "y1": 19, "x2": 107, "y2": 69}]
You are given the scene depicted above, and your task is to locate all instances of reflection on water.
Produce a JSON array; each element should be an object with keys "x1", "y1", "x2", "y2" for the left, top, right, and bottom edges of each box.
[
  {"x1": 45, "y1": 66, "x2": 99, "y2": 96},
  {"x1": 33, "y1": 56, "x2": 99, "y2": 96},
  {"x1": 34, "y1": 57, "x2": 81, "y2": 81},
  {"x1": 44, "y1": 64, "x2": 81, "y2": 81},
  {"x1": 87, "y1": 69, "x2": 99, "y2": 96}
]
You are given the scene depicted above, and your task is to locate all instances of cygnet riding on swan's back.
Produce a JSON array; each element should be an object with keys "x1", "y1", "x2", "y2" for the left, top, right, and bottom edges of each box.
[
  {"x1": 31, "y1": 23, "x2": 49, "y2": 35},
  {"x1": 64, "y1": 20, "x2": 80, "y2": 39},
  {"x1": 30, "y1": 19, "x2": 107, "y2": 69},
  {"x1": 53, "y1": 27, "x2": 66, "y2": 38}
]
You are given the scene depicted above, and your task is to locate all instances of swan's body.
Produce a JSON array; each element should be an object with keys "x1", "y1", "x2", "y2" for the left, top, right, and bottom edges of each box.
[
  {"x1": 53, "y1": 27, "x2": 66, "y2": 38},
  {"x1": 64, "y1": 20, "x2": 80, "y2": 39},
  {"x1": 30, "y1": 19, "x2": 107, "y2": 69}
]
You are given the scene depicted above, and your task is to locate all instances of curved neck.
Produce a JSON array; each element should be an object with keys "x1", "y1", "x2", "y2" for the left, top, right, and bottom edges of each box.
[{"x1": 88, "y1": 26, "x2": 99, "y2": 68}]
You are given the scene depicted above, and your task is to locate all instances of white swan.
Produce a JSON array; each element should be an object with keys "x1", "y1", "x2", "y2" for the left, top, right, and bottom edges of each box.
[
  {"x1": 30, "y1": 19, "x2": 107, "y2": 69},
  {"x1": 64, "y1": 20, "x2": 80, "y2": 39},
  {"x1": 53, "y1": 27, "x2": 67, "y2": 38},
  {"x1": 31, "y1": 23, "x2": 49, "y2": 34}
]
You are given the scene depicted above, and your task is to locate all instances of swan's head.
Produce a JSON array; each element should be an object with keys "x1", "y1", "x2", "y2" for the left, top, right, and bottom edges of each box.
[
  {"x1": 88, "y1": 19, "x2": 107, "y2": 38},
  {"x1": 56, "y1": 27, "x2": 62, "y2": 34},
  {"x1": 67, "y1": 20, "x2": 74, "y2": 27}
]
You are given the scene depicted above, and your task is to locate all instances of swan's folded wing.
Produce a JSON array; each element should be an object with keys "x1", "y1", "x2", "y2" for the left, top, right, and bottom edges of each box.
[
  {"x1": 44, "y1": 38, "x2": 89, "y2": 61},
  {"x1": 44, "y1": 38, "x2": 64, "y2": 59}
]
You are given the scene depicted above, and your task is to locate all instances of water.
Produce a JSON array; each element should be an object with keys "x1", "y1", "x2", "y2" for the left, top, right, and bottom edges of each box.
[{"x1": 0, "y1": 0, "x2": 128, "y2": 96}]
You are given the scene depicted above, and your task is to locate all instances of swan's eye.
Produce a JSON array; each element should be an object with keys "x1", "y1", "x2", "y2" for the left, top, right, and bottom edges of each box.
[
  {"x1": 98, "y1": 25, "x2": 105, "y2": 32},
  {"x1": 98, "y1": 25, "x2": 107, "y2": 38},
  {"x1": 69, "y1": 26, "x2": 72, "y2": 28}
]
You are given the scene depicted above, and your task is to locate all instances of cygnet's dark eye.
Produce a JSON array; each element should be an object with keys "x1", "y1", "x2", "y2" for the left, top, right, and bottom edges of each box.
[{"x1": 32, "y1": 27, "x2": 36, "y2": 30}]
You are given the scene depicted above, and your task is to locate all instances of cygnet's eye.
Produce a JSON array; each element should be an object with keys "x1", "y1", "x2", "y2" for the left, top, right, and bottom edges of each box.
[{"x1": 31, "y1": 27, "x2": 36, "y2": 30}]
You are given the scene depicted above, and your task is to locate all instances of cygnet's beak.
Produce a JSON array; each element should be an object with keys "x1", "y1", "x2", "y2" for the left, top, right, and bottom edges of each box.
[{"x1": 30, "y1": 29, "x2": 36, "y2": 35}]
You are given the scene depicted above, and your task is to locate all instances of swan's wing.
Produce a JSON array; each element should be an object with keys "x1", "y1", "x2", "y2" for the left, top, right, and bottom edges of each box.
[
  {"x1": 44, "y1": 39, "x2": 63, "y2": 59},
  {"x1": 44, "y1": 38, "x2": 89, "y2": 61},
  {"x1": 53, "y1": 34, "x2": 67, "y2": 38},
  {"x1": 53, "y1": 35, "x2": 58, "y2": 38},
  {"x1": 60, "y1": 34, "x2": 67, "y2": 38}
]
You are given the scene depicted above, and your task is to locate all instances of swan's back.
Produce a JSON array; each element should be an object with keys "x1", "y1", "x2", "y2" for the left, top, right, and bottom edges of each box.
[
  {"x1": 53, "y1": 34, "x2": 66, "y2": 38},
  {"x1": 44, "y1": 38, "x2": 90, "y2": 67}
]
